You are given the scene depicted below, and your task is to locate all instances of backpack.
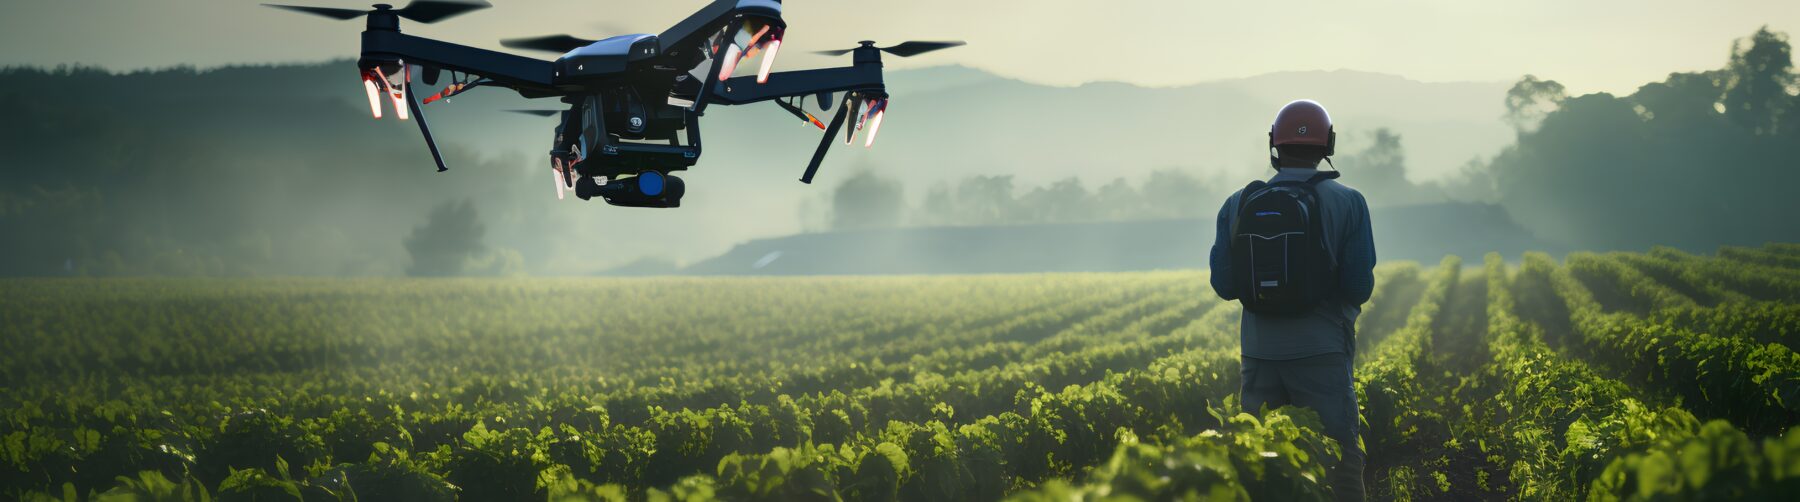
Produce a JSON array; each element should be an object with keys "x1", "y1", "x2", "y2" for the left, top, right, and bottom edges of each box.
[{"x1": 1229, "y1": 170, "x2": 1340, "y2": 317}]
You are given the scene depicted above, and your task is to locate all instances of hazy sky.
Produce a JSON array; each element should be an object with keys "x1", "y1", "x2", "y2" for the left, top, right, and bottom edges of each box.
[{"x1": 2, "y1": 1, "x2": 1795, "y2": 95}]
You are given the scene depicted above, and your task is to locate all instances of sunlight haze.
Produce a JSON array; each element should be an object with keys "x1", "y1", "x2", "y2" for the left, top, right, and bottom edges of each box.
[{"x1": 2, "y1": 0, "x2": 1796, "y2": 95}]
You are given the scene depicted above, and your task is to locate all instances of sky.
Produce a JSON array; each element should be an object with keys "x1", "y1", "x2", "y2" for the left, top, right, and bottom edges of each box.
[{"x1": 2, "y1": 0, "x2": 1796, "y2": 96}]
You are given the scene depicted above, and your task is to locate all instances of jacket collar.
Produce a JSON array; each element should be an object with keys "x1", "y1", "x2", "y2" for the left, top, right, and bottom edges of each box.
[{"x1": 1271, "y1": 167, "x2": 1319, "y2": 181}]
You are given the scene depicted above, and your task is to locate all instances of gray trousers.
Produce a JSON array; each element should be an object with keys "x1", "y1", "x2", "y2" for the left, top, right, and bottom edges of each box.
[{"x1": 1240, "y1": 352, "x2": 1365, "y2": 502}]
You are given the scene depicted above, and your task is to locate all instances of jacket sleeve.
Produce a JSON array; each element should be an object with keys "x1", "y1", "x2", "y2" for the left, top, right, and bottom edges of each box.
[
  {"x1": 1209, "y1": 194, "x2": 1238, "y2": 300},
  {"x1": 1338, "y1": 190, "x2": 1377, "y2": 306}
]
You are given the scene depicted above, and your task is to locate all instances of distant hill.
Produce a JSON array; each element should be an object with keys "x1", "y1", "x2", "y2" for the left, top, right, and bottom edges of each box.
[
  {"x1": 851, "y1": 67, "x2": 1512, "y2": 186},
  {"x1": 673, "y1": 202, "x2": 1552, "y2": 275},
  {"x1": 0, "y1": 62, "x2": 1519, "y2": 275}
]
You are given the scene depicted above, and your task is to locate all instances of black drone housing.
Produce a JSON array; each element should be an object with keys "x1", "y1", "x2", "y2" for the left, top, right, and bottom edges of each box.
[{"x1": 268, "y1": 0, "x2": 961, "y2": 208}]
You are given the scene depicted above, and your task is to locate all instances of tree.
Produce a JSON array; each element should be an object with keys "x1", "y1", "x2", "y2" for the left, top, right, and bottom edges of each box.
[
  {"x1": 830, "y1": 169, "x2": 905, "y2": 230},
  {"x1": 1504, "y1": 75, "x2": 1568, "y2": 133},
  {"x1": 1490, "y1": 27, "x2": 1800, "y2": 251},
  {"x1": 1092, "y1": 178, "x2": 1142, "y2": 220},
  {"x1": 1333, "y1": 129, "x2": 1443, "y2": 207},
  {"x1": 1138, "y1": 170, "x2": 1212, "y2": 219},
  {"x1": 1016, "y1": 177, "x2": 1093, "y2": 223},
  {"x1": 404, "y1": 199, "x2": 488, "y2": 276},
  {"x1": 1722, "y1": 26, "x2": 1795, "y2": 134}
]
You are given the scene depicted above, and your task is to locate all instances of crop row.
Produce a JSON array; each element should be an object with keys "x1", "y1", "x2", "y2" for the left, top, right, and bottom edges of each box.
[
  {"x1": 1551, "y1": 253, "x2": 1800, "y2": 434},
  {"x1": 1484, "y1": 254, "x2": 1800, "y2": 500},
  {"x1": 1, "y1": 264, "x2": 1444, "y2": 499}
]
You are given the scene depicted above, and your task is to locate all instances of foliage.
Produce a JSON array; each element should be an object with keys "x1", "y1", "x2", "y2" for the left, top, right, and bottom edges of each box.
[
  {"x1": 2, "y1": 247, "x2": 1799, "y2": 500},
  {"x1": 1492, "y1": 28, "x2": 1800, "y2": 251}
]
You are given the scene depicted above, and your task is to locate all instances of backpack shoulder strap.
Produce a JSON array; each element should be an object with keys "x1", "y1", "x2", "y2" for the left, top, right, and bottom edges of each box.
[
  {"x1": 1231, "y1": 180, "x2": 1267, "y2": 236},
  {"x1": 1299, "y1": 171, "x2": 1340, "y2": 274},
  {"x1": 1235, "y1": 180, "x2": 1267, "y2": 212}
]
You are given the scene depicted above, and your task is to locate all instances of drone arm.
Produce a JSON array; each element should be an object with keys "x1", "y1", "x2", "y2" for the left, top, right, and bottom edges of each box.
[
  {"x1": 707, "y1": 65, "x2": 884, "y2": 106},
  {"x1": 362, "y1": 30, "x2": 556, "y2": 93},
  {"x1": 657, "y1": 0, "x2": 785, "y2": 59},
  {"x1": 689, "y1": 22, "x2": 742, "y2": 114},
  {"x1": 658, "y1": 0, "x2": 755, "y2": 54}
]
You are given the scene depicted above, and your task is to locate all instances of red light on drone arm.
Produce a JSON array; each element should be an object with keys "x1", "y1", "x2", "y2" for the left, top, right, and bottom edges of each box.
[
  {"x1": 422, "y1": 83, "x2": 460, "y2": 105},
  {"x1": 390, "y1": 89, "x2": 410, "y2": 120},
  {"x1": 865, "y1": 108, "x2": 885, "y2": 148},
  {"x1": 362, "y1": 77, "x2": 383, "y2": 119},
  {"x1": 373, "y1": 66, "x2": 409, "y2": 120},
  {"x1": 551, "y1": 158, "x2": 567, "y2": 200},
  {"x1": 718, "y1": 44, "x2": 742, "y2": 81},
  {"x1": 757, "y1": 39, "x2": 780, "y2": 84},
  {"x1": 746, "y1": 24, "x2": 770, "y2": 49}
]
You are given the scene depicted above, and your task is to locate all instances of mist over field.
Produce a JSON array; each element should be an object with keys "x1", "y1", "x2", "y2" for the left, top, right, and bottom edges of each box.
[
  {"x1": 7, "y1": 3, "x2": 1800, "y2": 499},
  {"x1": 2, "y1": 28, "x2": 1797, "y2": 276}
]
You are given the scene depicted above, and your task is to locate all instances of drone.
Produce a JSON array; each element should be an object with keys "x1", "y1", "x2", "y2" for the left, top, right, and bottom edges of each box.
[{"x1": 265, "y1": 0, "x2": 963, "y2": 207}]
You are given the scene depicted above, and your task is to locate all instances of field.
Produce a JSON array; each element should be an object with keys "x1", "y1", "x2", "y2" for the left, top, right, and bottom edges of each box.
[{"x1": 4, "y1": 245, "x2": 1800, "y2": 501}]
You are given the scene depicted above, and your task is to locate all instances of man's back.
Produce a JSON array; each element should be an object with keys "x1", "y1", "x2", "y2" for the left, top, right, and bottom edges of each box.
[
  {"x1": 1209, "y1": 167, "x2": 1377, "y2": 359},
  {"x1": 1220, "y1": 99, "x2": 1374, "y2": 501}
]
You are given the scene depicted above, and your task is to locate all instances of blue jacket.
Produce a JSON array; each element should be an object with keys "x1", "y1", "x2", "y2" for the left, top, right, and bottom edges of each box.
[{"x1": 1209, "y1": 168, "x2": 1377, "y2": 360}]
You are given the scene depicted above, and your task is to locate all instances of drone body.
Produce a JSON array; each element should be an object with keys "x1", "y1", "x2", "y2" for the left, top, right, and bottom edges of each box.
[{"x1": 266, "y1": 0, "x2": 962, "y2": 207}]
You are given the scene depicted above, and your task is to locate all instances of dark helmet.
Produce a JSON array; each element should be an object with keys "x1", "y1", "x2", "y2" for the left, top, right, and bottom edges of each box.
[{"x1": 1268, "y1": 100, "x2": 1336, "y2": 165}]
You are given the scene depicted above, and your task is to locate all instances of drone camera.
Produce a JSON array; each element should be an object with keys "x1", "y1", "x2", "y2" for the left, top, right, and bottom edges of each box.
[
  {"x1": 575, "y1": 142, "x2": 698, "y2": 178},
  {"x1": 575, "y1": 171, "x2": 685, "y2": 208}
]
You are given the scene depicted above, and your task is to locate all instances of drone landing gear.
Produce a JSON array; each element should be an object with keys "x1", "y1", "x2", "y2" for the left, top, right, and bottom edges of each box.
[{"x1": 575, "y1": 171, "x2": 685, "y2": 208}]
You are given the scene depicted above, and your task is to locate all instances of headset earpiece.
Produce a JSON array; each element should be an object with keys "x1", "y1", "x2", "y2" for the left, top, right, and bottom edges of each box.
[
  {"x1": 1268, "y1": 131, "x2": 1279, "y2": 169},
  {"x1": 1325, "y1": 128, "x2": 1336, "y2": 157}
]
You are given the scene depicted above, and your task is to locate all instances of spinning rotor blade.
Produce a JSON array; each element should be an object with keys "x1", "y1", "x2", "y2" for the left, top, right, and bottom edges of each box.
[
  {"x1": 879, "y1": 41, "x2": 966, "y2": 57},
  {"x1": 261, "y1": 1, "x2": 489, "y2": 23},
  {"x1": 263, "y1": 4, "x2": 365, "y2": 19},
  {"x1": 507, "y1": 109, "x2": 562, "y2": 117},
  {"x1": 500, "y1": 34, "x2": 598, "y2": 53},
  {"x1": 814, "y1": 40, "x2": 967, "y2": 57},
  {"x1": 394, "y1": 0, "x2": 490, "y2": 23}
]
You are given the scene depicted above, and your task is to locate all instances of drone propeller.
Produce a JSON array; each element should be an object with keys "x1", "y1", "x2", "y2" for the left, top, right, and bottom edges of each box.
[
  {"x1": 507, "y1": 109, "x2": 562, "y2": 117},
  {"x1": 262, "y1": 0, "x2": 490, "y2": 23},
  {"x1": 814, "y1": 40, "x2": 965, "y2": 57},
  {"x1": 500, "y1": 34, "x2": 599, "y2": 54}
]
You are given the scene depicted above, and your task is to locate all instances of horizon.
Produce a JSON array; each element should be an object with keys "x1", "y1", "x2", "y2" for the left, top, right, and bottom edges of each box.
[
  {"x1": 2, "y1": 59, "x2": 1519, "y2": 90},
  {"x1": 3, "y1": 1, "x2": 1795, "y2": 96}
]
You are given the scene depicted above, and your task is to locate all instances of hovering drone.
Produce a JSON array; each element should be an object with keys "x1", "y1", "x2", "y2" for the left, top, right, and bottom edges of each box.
[{"x1": 265, "y1": 0, "x2": 962, "y2": 207}]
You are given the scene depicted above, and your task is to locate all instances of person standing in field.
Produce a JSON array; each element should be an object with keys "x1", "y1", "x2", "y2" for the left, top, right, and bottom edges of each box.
[{"x1": 1209, "y1": 99, "x2": 1376, "y2": 501}]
